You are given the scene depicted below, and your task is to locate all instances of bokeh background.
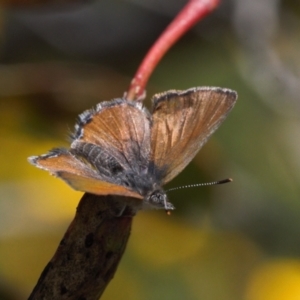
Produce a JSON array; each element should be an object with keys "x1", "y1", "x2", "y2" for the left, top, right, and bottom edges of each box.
[{"x1": 1, "y1": 0, "x2": 300, "y2": 299}]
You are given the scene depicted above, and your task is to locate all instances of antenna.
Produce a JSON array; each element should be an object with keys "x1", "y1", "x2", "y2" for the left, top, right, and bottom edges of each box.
[{"x1": 166, "y1": 178, "x2": 232, "y2": 193}]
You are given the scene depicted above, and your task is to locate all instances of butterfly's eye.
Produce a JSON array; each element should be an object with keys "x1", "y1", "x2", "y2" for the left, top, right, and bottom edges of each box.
[
  {"x1": 148, "y1": 191, "x2": 166, "y2": 207},
  {"x1": 150, "y1": 193, "x2": 161, "y2": 203},
  {"x1": 145, "y1": 190, "x2": 175, "y2": 211},
  {"x1": 150, "y1": 190, "x2": 167, "y2": 203}
]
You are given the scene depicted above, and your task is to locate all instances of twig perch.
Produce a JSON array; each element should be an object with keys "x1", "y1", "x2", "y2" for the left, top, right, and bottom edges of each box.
[{"x1": 28, "y1": 193, "x2": 134, "y2": 300}]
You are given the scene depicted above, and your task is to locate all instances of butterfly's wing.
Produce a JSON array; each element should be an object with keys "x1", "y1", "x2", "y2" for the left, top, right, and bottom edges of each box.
[
  {"x1": 28, "y1": 148, "x2": 143, "y2": 199},
  {"x1": 28, "y1": 98, "x2": 152, "y2": 198},
  {"x1": 71, "y1": 99, "x2": 151, "y2": 174},
  {"x1": 150, "y1": 87, "x2": 237, "y2": 184}
]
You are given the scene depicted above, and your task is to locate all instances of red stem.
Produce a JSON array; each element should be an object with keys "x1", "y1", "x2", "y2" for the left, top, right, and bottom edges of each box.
[{"x1": 126, "y1": 0, "x2": 220, "y2": 101}]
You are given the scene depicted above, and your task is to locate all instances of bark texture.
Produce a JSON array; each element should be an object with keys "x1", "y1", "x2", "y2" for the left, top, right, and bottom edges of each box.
[{"x1": 28, "y1": 193, "x2": 134, "y2": 300}]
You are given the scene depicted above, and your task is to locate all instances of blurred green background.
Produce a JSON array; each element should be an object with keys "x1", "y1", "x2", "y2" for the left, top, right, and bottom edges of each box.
[{"x1": 1, "y1": 0, "x2": 300, "y2": 299}]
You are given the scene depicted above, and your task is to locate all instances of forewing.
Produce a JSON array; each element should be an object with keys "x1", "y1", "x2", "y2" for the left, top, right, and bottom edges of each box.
[
  {"x1": 28, "y1": 148, "x2": 143, "y2": 199},
  {"x1": 55, "y1": 172, "x2": 143, "y2": 198},
  {"x1": 71, "y1": 99, "x2": 151, "y2": 173},
  {"x1": 150, "y1": 87, "x2": 237, "y2": 184}
]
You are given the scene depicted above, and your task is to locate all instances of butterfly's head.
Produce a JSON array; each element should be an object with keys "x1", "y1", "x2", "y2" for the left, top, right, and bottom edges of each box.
[{"x1": 144, "y1": 188, "x2": 175, "y2": 212}]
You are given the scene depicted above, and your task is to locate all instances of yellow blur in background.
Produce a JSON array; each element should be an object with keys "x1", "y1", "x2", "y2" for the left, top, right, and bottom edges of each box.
[{"x1": 246, "y1": 259, "x2": 300, "y2": 300}]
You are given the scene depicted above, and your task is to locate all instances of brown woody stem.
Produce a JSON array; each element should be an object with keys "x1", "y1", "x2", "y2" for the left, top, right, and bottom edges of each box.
[{"x1": 28, "y1": 194, "x2": 134, "y2": 300}]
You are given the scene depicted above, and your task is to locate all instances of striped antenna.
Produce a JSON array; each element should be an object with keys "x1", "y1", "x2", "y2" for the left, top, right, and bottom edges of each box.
[{"x1": 166, "y1": 178, "x2": 232, "y2": 193}]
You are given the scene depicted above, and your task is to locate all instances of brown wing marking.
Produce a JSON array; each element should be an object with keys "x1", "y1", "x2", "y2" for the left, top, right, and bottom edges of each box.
[
  {"x1": 56, "y1": 172, "x2": 143, "y2": 198},
  {"x1": 72, "y1": 99, "x2": 151, "y2": 172},
  {"x1": 28, "y1": 149, "x2": 142, "y2": 199},
  {"x1": 150, "y1": 87, "x2": 237, "y2": 184}
]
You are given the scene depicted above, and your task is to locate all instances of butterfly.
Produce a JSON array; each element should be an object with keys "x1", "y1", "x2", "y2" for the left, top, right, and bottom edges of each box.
[{"x1": 28, "y1": 87, "x2": 237, "y2": 212}]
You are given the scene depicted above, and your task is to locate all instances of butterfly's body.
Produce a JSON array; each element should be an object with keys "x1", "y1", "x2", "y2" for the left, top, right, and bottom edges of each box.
[
  {"x1": 74, "y1": 141, "x2": 171, "y2": 209},
  {"x1": 29, "y1": 87, "x2": 237, "y2": 213}
]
